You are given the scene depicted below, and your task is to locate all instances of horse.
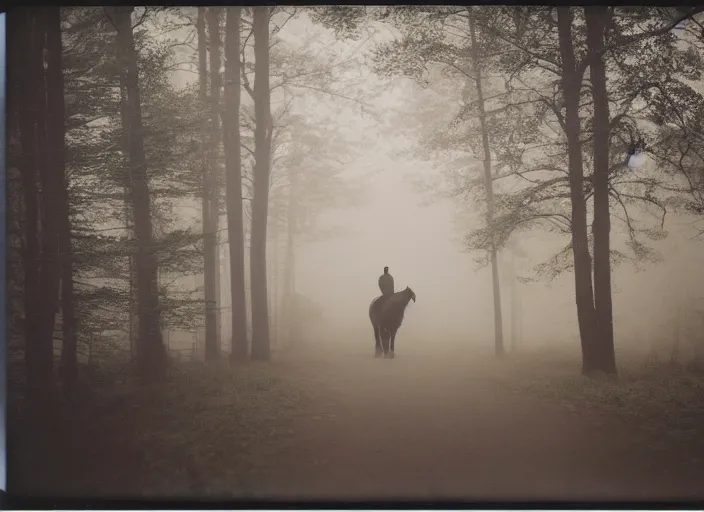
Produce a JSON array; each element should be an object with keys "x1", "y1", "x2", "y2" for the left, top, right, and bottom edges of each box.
[{"x1": 368, "y1": 286, "x2": 416, "y2": 359}]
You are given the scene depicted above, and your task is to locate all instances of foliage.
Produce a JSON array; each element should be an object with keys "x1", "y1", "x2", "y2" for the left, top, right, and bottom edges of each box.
[
  {"x1": 60, "y1": 7, "x2": 206, "y2": 359},
  {"x1": 272, "y1": 113, "x2": 364, "y2": 243},
  {"x1": 367, "y1": 6, "x2": 704, "y2": 280},
  {"x1": 8, "y1": 360, "x2": 307, "y2": 496},
  {"x1": 495, "y1": 346, "x2": 704, "y2": 455}
]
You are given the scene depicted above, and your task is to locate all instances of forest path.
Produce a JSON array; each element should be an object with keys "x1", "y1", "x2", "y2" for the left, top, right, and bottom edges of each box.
[{"x1": 240, "y1": 342, "x2": 703, "y2": 501}]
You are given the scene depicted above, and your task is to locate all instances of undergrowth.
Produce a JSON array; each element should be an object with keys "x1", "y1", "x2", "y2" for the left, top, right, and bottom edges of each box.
[
  {"x1": 8, "y1": 358, "x2": 309, "y2": 498},
  {"x1": 494, "y1": 347, "x2": 704, "y2": 459}
]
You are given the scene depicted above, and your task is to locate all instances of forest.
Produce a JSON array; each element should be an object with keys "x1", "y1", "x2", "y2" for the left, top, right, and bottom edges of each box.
[{"x1": 6, "y1": 5, "x2": 704, "y2": 502}]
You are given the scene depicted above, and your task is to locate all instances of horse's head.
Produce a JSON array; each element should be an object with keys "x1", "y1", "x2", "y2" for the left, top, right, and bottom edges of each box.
[{"x1": 404, "y1": 286, "x2": 416, "y2": 303}]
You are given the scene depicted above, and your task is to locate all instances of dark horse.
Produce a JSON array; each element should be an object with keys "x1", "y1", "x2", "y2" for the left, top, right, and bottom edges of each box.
[{"x1": 368, "y1": 286, "x2": 416, "y2": 359}]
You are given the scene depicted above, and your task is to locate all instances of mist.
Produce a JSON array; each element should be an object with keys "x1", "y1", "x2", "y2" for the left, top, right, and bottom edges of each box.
[{"x1": 6, "y1": 5, "x2": 704, "y2": 503}]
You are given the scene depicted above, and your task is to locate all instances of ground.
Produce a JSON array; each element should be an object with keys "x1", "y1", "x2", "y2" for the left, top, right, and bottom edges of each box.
[
  {"x1": 241, "y1": 343, "x2": 704, "y2": 501},
  {"x1": 8, "y1": 339, "x2": 704, "y2": 502}
]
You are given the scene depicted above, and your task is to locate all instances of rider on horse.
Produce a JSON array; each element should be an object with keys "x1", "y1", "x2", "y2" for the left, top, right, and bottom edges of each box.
[
  {"x1": 369, "y1": 269, "x2": 416, "y2": 358},
  {"x1": 379, "y1": 266, "x2": 394, "y2": 296},
  {"x1": 377, "y1": 266, "x2": 395, "y2": 312}
]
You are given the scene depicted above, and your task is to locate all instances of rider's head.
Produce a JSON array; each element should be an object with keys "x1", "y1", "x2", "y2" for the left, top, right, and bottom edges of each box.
[{"x1": 383, "y1": 266, "x2": 389, "y2": 274}]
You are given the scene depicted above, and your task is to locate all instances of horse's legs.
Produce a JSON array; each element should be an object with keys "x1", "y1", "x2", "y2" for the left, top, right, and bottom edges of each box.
[
  {"x1": 384, "y1": 329, "x2": 396, "y2": 359},
  {"x1": 373, "y1": 325, "x2": 382, "y2": 357},
  {"x1": 380, "y1": 328, "x2": 390, "y2": 355}
]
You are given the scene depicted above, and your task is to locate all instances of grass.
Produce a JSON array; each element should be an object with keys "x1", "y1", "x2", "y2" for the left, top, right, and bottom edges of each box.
[
  {"x1": 8, "y1": 358, "x2": 310, "y2": 498},
  {"x1": 493, "y1": 346, "x2": 704, "y2": 461}
]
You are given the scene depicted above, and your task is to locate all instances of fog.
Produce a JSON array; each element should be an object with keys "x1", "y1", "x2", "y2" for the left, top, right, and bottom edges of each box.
[
  {"x1": 296, "y1": 156, "x2": 487, "y2": 350},
  {"x1": 294, "y1": 152, "x2": 704, "y2": 360},
  {"x1": 8, "y1": 5, "x2": 704, "y2": 502},
  {"x1": 140, "y1": 10, "x2": 704, "y2": 364},
  {"x1": 223, "y1": 11, "x2": 704, "y2": 363}
]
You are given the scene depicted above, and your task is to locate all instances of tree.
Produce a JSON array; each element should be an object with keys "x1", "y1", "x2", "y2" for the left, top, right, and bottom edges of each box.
[
  {"x1": 463, "y1": 7, "x2": 702, "y2": 374},
  {"x1": 107, "y1": 6, "x2": 167, "y2": 382},
  {"x1": 556, "y1": 7, "x2": 599, "y2": 374},
  {"x1": 325, "y1": 6, "x2": 702, "y2": 375},
  {"x1": 10, "y1": 8, "x2": 57, "y2": 404},
  {"x1": 642, "y1": 14, "x2": 704, "y2": 227},
  {"x1": 223, "y1": 6, "x2": 249, "y2": 362},
  {"x1": 468, "y1": 9, "x2": 504, "y2": 356},
  {"x1": 7, "y1": 7, "x2": 217, "y2": 392},
  {"x1": 585, "y1": 6, "x2": 616, "y2": 374},
  {"x1": 369, "y1": 6, "x2": 517, "y2": 356},
  {"x1": 250, "y1": 6, "x2": 272, "y2": 361},
  {"x1": 35, "y1": 10, "x2": 63, "y2": 398},
  {"x1": 62, "y1": 7, "x2": 205, "y2": 362},
  {"x1": 576, "y1": 6, "x2": 702, "y2": 373},
  {"x1": 234, "y1": 8, "x2": 371, "y2": 343},
  {"x1": 195, "y1": 6, "x2": 224, "y2": 362},
  {"x1": 196, "y1": 8, "x2": 214, "y2": 362},
  {"x1": 45, "y1": 6, "x2": 79, "y2": 391},
  {"x1": 203, "y1": 6, "x2": 222, "y2": 361}
]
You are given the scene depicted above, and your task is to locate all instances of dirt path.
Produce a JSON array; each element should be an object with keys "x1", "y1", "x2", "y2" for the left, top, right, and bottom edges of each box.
[{"x1": 240, "y1": 344, "x2": 703, "y2": 501}]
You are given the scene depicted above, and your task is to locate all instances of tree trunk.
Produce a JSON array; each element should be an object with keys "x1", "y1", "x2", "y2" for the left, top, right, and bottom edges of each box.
[
  {"x1": 110, "y1": 6, "x2": 166, "y2": 382},
  {"x1": 34, "y1": 9, "x2": 63, "y2": 385},
  {"x1": 585, "y1": 6, "x2": 617, "y2": 375},
  {"x1": 118, "y1": 59, "x2": 138, "y2": 359},
  {"x1": 468, "y1": 10, "x2": 504, "y2": 357},
  {"x1": 557, "y1": 7, "x2": 597, "y2": 375},
  {"x1": 15, "y1": 9, "x2": 53, "y2": 404},
  {"x1": 213, "y1": 45, "x2": 222, "y2": 360},
  {"x1": 198, "y1": 8, "x2": 216, "y2": 361},
  {"x1": 45, "y1": 7, "x2": 78, "y2": 391},
  {"x1": 203, "y1": 7, "x2": 223, "y2": 361},
  {"x1": 196, "y1": 7, "x2": 209, "y2": 339},
  {"x1": 250, "y1": 6, "x2": 272, "y2": 361},
  {"x1": 14, "y1": 9, "x2": 41, "y2": 398},
  {"x1": 223, "y1": 6, "x2": 249, "y2": 362}
]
